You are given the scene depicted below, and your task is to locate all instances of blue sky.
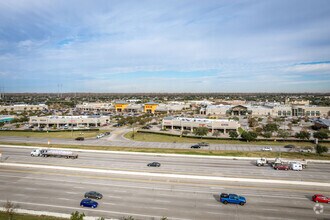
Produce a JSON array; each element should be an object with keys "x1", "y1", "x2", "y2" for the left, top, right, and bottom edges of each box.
[{"x1": 0, "y1": 0, "x2": 330, "y2": 92}]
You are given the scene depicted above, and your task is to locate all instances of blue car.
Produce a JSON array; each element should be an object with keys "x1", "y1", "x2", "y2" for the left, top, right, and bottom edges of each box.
[
  {"x1": 80, "y1": 198, "x2": 98, "y2": 208},
  {"x1": 220, "y1": 193, "x2": 246, "y2": 206}
]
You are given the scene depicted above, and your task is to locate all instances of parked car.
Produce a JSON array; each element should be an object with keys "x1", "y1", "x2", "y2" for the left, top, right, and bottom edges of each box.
[
  {"x1": 300, "y1": 148, "x2": 312, "y2": 153},
  {"x1": 191, "y1": 145, "x2": 201, "y2": 149},
  {"x1": 198, "y1": 142, "x2": 209, "y2": 147},
  {"x1": 84, "y1": 191, "x2": 103, "y2": 200},
  {"x1": 147, "y1": 162, "x2": 161, "y2": 167},
  {"x1": 261, "y1": 147, "x2": 272, "y2": 151},
  {"x1": 80, "y1": 198, "x2": 98, "y2": 208},
  {"x1": 142, "y1": 125, "x2": 152, "y2": 129},
  {"x1": 312, "y1": 194, "x2": 330, "y2": 203},
  {"x1": 75, "y1": 137, "x2": 84, "y2": 141},
  {"x1": 274, "y1": 164, "x2": 289, "y2": 170},
  {"x1": 220, "y1": 193, "x2": 246, "y2": 206},
  {"x1": 284, "y1": 145, "x2": 295, "y2": 149}
]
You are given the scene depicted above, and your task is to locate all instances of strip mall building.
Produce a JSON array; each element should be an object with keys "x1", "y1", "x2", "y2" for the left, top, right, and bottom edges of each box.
[{"x1": 162, "y1": 117, "x2": 240, "y2": 133}]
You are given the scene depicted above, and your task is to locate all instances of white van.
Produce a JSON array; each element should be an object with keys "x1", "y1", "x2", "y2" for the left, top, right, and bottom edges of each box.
[{"x1": 290, "y1": 163, "x2": 303, "y2": 171}]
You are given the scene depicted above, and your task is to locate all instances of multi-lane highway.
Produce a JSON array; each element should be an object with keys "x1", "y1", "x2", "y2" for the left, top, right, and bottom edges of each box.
[{"x1": 1, "y1": 146, "x2": 330, "y2": 220}]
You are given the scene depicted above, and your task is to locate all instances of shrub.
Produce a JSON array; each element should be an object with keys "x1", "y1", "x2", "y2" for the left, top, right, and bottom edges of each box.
[
  {"x1": 315, "y1": 145, "x2": 329, "y2": 155},
  {"x1": 313, "y1": 131, "x2": 328, "y2": 140}
]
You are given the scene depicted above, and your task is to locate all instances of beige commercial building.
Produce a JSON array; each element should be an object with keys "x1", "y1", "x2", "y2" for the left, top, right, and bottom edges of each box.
[
  {"x1": 201, "y1": 104, "x2": 329, "y2": 118},
  {"x1": 29, "y1": 115, "x2": 110, "y2": 128},
  {"x1": 76, "y1": 102, "x2": 114, "y2": 113},
  {"x1": 0, "y1": 104, "x2": 48, "y2": 112},
  {"x1": 162, "y1": 117, "x2": 240, "y2": 133}
]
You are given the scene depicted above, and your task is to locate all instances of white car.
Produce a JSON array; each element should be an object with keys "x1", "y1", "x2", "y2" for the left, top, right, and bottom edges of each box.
[
  {"x1": 261, "y1": 147, "x2": 272, "y2": 151},
  {"x1": 300, "y1": 149, "x2": 312, "y2": 153}
]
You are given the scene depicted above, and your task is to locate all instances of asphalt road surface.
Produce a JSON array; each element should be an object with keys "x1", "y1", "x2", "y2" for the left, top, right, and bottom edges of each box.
[{"x1": 1, "y1": 146, "x2": 330, "y2": 220}]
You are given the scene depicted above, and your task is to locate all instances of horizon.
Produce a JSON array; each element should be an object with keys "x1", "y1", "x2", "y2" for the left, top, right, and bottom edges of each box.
[{"x1": 0, "y1": 0, "x2": 330, "y2": 93}]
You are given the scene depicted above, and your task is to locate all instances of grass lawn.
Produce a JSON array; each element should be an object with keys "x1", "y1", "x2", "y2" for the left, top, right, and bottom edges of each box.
[
  {"x1": 1, "y1": 141, "x2": 329, "y2": 160},
  {"x1": 125, "y1": 131, "x2": 330, "y2": 148},
  {"x1": 0, "y1": 130, "x2": 107, "y2": 139},
  {"x1": 0, "y1": 212, "x2": 67, "y2": 220}
]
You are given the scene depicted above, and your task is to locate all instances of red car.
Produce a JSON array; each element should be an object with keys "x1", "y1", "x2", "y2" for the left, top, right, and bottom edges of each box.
[
  {"x1": 313, "y1": 194, "x2": 330, "y2": 203},
  {"x1": 274, "y1": 164, "x2": 289, "y2": 170}
]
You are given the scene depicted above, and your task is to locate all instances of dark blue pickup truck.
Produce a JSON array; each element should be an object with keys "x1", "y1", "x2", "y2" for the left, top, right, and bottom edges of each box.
[{"x1": 220, "y1": 193, "x2": 246, "y2": 206}]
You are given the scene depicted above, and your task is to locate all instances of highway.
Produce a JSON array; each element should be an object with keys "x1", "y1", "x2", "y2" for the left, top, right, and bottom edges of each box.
[{"x1": 1, "y1": 146, "x2": 330, "y2": 220}]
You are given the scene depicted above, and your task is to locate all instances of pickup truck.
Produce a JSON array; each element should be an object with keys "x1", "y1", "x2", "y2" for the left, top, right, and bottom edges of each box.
[{"x1": 220, "y1": 193, "x2": 246, "y2": 206}]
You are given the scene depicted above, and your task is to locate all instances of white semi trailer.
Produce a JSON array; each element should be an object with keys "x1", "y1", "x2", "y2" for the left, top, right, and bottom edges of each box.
[{"x1": 31, "y1": 149, "x2": 78, "y2": 159}]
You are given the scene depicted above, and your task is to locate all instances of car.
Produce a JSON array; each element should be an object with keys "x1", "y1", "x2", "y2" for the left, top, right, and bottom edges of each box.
[
  {"x1": 312, "y1": 194, "x2": 330, "y2": 203},
  {"x1": 80, "y1": 198, "x2": 98, "y2": 208},
  {"x1": 191, "y1": 145, "x2": 201, "y2": 149},
  {"x1": 198, "y1": 142, "x2": 209, "y2": 147},
  {"x1": 220, "y1": 193, "x2": 246, "y2": 206},
  {"x1": 84, "y1": 191, "x2": 103, "y2": 200},
  {"x1": 300, "y1": 148, "x2": 312, "y2": 153},
  {"x1": 142, "y1": 125, "x2": 151, "y2": 129},
  {"x1": 274, "y1": 164, "x2": 289, "y2": 170},
  {"x1": 147, "y1": 162, "x2": 161, "y2": 167},
  {"x1": 75, "y1": 137, "x2": 84, "y2": 141},
  {"x1": 284, "y1": 145, "x2": 295, "y2": 149},
  {"x1": 261, "y1": 147, "x2": 272, "y2": 151}
]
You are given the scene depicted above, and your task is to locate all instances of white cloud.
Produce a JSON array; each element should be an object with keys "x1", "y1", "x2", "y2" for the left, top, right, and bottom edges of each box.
[{"x1": 286, "y1": 63, "x2": 330, "y2": 73}]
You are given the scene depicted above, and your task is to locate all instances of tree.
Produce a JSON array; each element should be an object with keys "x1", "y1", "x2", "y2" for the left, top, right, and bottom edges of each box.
[
  {"x1": 229, "y1": 131, "x2": 238, "y2": 139},
  {"x1": 213, "y1": 130, "x2": 220, "y2": 138},
  {"x1": 313, "y1": 131, "x2": 328, "y2": 140},
  {"x1": 193, "y1": 127, "x2": 208, "y2": 139},
  {"x1": 120, "y1": 217, "x2": 134, "y2": 220},
  {"x1": 70, "y1": 211, "x2": 85, "y2": 220},
  {"x1": 262, "y1": 132, "x2": 272, "y2": 138},
  {"x1": 3, "y1": 200, "x2": 19, "y2": 220},
  {"x1": 241, "y1": 131, "x2": 258, "y2": 142},
  {"x1": 248, "y1": 117, "x2": 258, "y2": 128},
  {"x1": 295, "y1": 131, "x2": 311, "y2": 140},
  {"x1": 263, "y1": 123, "x2": 279, "y2": 133},
  {"x1": 315, "y1": 144, "x2": 329, "y2": 155},
  {"x1": 277, "y1": 129, "x2": 290, "y2": 139}
]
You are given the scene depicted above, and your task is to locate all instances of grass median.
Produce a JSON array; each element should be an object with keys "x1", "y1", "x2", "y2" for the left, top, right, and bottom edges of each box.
[
  {"x1": 0, "y1": 211, "x2": 67, "y2": 220},
  {"x1": 1, "y1": 141, "x2": 329, "y2": 160},
  {"x1": 125, "y1": 131, "x2": 330, "y2": 148}
]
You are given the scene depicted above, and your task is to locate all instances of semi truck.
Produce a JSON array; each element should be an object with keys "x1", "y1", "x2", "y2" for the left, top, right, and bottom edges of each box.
[
  {"x1": 256, "y1": 157, "x2": 307, "y2": 169},
  {"x1": 31, "y1": 149, "x2": 78, "y2": 159}
]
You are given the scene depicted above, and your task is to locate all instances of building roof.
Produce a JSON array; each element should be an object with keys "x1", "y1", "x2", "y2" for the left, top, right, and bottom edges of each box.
[{"x1": 145, "y1": 101, "x2": 159, "y2": 105}]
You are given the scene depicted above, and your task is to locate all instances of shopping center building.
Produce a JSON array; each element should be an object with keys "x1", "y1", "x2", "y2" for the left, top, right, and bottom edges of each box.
[
  {"x1": 162, "y1": 117, "x2": 240, "y2": 133},
  {"x1": 29, "y1": 115, "x2": 110, "y2": 128}
]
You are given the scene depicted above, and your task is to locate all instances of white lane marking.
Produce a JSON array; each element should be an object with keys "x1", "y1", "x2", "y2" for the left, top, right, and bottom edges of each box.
[
  {"x1": 24, "y1": 187, "x2": 37, "y2": 191},
  {"x1": 14, "y1": 194, "x2": 26, "y2": 196},
  {"x1": 103, "y1": 202, "x2": 116, "y2": 205},
  {"x1": 112, "y1": 190, "x2": 127, "y2": 193},
  {"x1": 244, "y1": 193, "x2": 306, "y2": 200},
  {"x1": 73, "y1": 186, "x2": 84, "y2": 189},
  {"x1": 109, "y1": 196, "x2": 122, "y2": 199},
  {"x1": 155, "y1": 199, "x2": 170, "y2": 203},
  {"x1": 57, "y1": 198, "x2": 72, "y2": 201},
  {"x1": 0, "y1": 200, "x2": 188, "y2": 220},
  {"x1": 204, "y1": 203, "x2": 220, "y2": 207},
  {"x1": 66, "y1": 192, "x2": 78, "y2": 195},
  {"x1": 206, "y1": 211, "x2": 223, "y2": 215},
  {"x1": 2, "y1": 162, "x2": 330, "y2": 187}
]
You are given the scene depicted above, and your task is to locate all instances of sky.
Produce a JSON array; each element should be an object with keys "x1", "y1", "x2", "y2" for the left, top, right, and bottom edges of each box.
[{"x1": 0, "y1": 0, "x2": 330, "y2": 93}]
